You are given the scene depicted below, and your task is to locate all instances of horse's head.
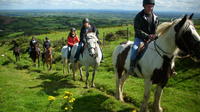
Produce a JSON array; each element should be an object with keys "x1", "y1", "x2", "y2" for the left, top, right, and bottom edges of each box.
[
  {"x1": 174, "y1": 14, "x2": 200, "y2": 61},
  {"x1": 85, "y1": 33, "x2": 99, "y2": 57}
]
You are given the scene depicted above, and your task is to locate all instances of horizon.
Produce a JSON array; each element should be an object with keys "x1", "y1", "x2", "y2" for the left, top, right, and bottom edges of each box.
[
  {"x1": 0, "y1": 8, "x2": 198, "y2": 14},
  {"x1": 0, "y1": 0, "x2": 199, "y2": 13}
]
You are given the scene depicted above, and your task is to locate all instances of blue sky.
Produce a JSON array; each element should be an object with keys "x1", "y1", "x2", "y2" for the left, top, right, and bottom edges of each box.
[{"x1": 0, "y1": 0, "x2": 199, "y2": 12}]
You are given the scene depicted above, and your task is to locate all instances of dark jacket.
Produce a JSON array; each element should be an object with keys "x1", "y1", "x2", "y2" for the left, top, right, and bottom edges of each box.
[
  {"x1": 30, "y1": 40, "x2": 37, "y2": 48},
  {"x1": 43, "y1": 40, "x2": 51, "y2": 49},
  {"x1": 134, "y1": 10, "x2": 159, "y2": 42},
  {"x1": 80, "y1": 24, "x2": 99, "y2": 43}
]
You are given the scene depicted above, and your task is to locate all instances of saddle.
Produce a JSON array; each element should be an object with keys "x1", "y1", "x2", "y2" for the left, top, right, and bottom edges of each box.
[{"x1": 135, "y1": 42, "x2": 148, "y2": 63}]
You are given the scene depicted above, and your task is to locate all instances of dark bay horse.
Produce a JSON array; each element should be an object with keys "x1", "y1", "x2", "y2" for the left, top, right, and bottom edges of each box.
[{"x1": 30, "y1": 43, "x2": 40, "y2": 67}]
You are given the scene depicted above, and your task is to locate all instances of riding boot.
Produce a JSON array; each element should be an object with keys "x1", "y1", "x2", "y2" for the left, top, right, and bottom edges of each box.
[{"x1": 128, "y1": 59, "x2": 137, "y2": 76}]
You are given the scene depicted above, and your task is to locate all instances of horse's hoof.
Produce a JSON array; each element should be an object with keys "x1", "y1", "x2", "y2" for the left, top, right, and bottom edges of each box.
[
  {"x1": 91, "y1": 84, "x2": 95, "y2": 88},
  {"x1": 84, "y1": 85, "x2": 89, "y2": 89}
]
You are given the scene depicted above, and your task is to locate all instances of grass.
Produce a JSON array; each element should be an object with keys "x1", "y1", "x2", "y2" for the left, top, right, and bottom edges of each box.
[{"x1": 0, "y1": 25, "x2": 200, "y2": 112}]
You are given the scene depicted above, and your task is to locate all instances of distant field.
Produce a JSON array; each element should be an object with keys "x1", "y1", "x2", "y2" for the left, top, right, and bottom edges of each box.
[{"x1": 0, "y1": 24, "x2": 200, "y2": 112}]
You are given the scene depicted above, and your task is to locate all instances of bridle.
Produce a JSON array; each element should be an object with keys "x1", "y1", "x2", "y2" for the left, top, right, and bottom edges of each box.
[
  {"x1": 85, "y1": 37, "x2": 98, "y2": 57},
  {"x1": 154, "y1": 21, "x2": 192, "y2": 59}
]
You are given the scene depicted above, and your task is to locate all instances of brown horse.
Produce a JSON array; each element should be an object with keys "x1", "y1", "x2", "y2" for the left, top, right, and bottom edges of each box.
[
  {"x1": 30, "y1": 43, "x2": 40, "y2": 67},
  {"x1": 42, "y1": 47, "x2": 53, "y2": 70}
]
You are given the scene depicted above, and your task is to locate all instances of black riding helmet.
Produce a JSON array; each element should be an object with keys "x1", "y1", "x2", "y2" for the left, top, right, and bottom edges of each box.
[
  {"x1": 70, "y1": 27, "x2": 76, "y2": 32},
  {"x1": 82, "y1": 18, "x2": 90, "y2": 24},
  {"x1": 45, "y1": 37, "x2": 48, "y2": 40},
  {"x1": 143, "y1": 0, "x2": 155, "y2": 5}
]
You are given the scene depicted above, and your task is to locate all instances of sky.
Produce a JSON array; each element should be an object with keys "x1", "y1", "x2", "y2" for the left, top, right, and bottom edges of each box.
[{"x1": 0, "y1": 0, "x2": 199, "y2": 12}]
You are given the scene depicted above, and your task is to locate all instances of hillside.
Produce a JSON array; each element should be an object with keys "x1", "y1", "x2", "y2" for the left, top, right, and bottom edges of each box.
[{"x1": 0, "y1": 24, "x2": 200, "y2": 112}]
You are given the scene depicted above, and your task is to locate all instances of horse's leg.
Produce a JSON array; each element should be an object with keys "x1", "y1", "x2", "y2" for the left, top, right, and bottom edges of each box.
[
  {"x1": 79, "y1": 64, "x2": 83, "y2": 81},
  {"x1": 50, "y1": 60, "x2": 52, "y2": 70},
  {"x1": 38, "y1": 56, "x2": 40, "y2": 68},
  {"x1": 72, "y1": 63, "x2": 77, "y2": 81},
  {"x1": 91, "y1": 67, "x2": 96, "y2": 88},
  {"x1": 115, "y1": 70, "x2": 123, "y2": 101},
  {"x1": 85, "y1": 66, "x2": 89, "y2": 88},
  {"x1": 153, "y1": 85, "x2": 163, "y2": 112},
  {"x1": 62, "y1": 58, "x2": 65, "y2": 74},
  {"x1": 120, "y1": 72, "x2": 129, "y2": 101},
  {"x1": 15, "y1": 54, "x2": 17, "y2": 62},
  {"x1": 140, "y1": 79, "x2": 152, "y2": 112}
]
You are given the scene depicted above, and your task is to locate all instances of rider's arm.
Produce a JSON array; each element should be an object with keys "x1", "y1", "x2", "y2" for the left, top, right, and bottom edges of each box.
[
  {"x1": 134, "y1": 15, "x2": 149, "y2": 41},
  {"x1": 75, "y1": 36, "x2": 80, "y2": 43},
  {"x1": 92, "y1": 25, "x2": 99, "y2": 39}
]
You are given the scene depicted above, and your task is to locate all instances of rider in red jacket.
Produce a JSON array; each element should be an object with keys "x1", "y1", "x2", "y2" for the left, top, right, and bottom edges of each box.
[
  {"x1": 67, "y1": 28, "x2": 80, "y2": 47},
  {"x1": 67, "y1": 28, "x2": 79, "y2": 59}
]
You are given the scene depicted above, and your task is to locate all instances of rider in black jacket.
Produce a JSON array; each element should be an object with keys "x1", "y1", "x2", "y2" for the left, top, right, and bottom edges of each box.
[
  {"x1": 74, "y1": 18, "x2": 101, "y2": 62},
  {"x1": 129, "y1": 0, "x2": 159, "y2": 74}
]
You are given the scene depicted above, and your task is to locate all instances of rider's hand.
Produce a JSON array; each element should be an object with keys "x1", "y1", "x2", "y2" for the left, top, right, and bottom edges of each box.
[{"x1": 149, "y1": 34, "x2": 157, "y2": 39}]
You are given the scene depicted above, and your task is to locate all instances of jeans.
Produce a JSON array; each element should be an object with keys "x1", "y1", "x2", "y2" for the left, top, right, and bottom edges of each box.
[
  {"x1": 130, "y1": 38, "x2": 143, "y2": 62},
  {"x1": 74, "y1": 42, "x2": 83, "y2": 61}
]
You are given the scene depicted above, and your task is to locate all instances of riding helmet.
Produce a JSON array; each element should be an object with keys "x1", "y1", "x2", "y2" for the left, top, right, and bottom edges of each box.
[
  {"x1": 143, "y1": 0, "x2": 155, "y2": 5},
  {"x1": 71, "y1": 27, "x2": 76, "y2": 32},
  {"x1": 82, "y1": 18, "x2": 90, "y2": 24}
]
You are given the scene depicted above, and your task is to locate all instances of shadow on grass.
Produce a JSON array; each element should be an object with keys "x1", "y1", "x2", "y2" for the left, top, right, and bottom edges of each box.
[
  {"x1": 72, "y1": 94, "x2": 134, "y2": 112},
  {"x1": 72, "y1": 94, "x2": 108, "y2": 112},
  {"x1": 29, "y1": 71, "x2": 77, "y2": 96}
]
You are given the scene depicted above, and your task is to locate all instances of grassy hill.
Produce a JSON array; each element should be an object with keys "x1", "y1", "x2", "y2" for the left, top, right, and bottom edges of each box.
[{"x1": 0, "y1": 25, "x2": 200, "y2": 112}]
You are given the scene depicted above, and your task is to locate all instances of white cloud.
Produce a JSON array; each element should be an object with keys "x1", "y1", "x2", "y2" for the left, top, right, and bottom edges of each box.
[{"x1": 0, "y1": 0, "x2": 199, "y2": 12}]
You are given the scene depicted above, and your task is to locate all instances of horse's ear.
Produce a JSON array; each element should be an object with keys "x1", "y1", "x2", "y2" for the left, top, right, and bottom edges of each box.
[
  {"x1": 189, "y1": 13, "x2": 194, "y2": 20},
  {"x1": 175, "y1": 15, "x2": 188, "y2": 32}
]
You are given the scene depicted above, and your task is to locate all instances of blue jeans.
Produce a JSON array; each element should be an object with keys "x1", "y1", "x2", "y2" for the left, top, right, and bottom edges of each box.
[
  {"x1": 74, "y1": 42, "x2": 83, "y2": 61},
  {"x1": 130, "y1": 38, "x2": 143, "y2": 62}
]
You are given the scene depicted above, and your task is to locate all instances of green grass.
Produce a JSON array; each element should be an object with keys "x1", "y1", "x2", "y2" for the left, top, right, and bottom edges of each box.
[{"x1": 0, "y1": 25, "x2": 200, "y2": 112}]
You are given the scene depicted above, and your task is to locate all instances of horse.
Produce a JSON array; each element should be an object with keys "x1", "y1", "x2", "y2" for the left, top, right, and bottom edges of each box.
[
  {"x1": 13, "y1": 43, "x2": 20, "y2": 62},
  {"x1": 61, "y1": 45, "x2": 72, "y2": 74},
  {"x1": 42, "y1": 47, "x2": 53, "y2": 70},
  {"x1": 70, "y1": 32, "x2": 103, "y2": 88},
  {"x1": 112, "y1": 14, "x2": 200, "y2": 112},
  {"x1": 30, "y1": 43, "x2": 40, "y2": 67}
]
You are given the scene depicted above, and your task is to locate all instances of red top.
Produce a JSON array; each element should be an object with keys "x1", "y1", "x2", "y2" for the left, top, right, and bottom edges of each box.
[{"x1": 67, "y1": 35, "x2": 80, "y2": 46}]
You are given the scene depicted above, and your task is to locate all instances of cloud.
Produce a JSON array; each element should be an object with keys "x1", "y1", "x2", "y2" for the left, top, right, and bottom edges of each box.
[{"x1": 0, "y1": 0, "x2": 199, "y2": 12}]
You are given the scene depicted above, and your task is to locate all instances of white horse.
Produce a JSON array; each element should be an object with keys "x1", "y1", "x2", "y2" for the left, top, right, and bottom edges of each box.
[
  {"x1": 61, "y1": 45, "x2": 72, "y2": 75},
  {"x1": 70, "y1": 32, "x2": 102, "y2": 88},
  {"x1": 112, "y1": 14, "x2": 200, "y2": 112}
]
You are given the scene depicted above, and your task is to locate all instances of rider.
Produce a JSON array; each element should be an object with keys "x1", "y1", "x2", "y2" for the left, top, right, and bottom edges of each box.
[
  {"x1": 67, "y1": 27, "x2": 80, "y2": 59},
  {"x1": 129, "y1": 0, "x2": 159, "y2": 74},
  {"x1": 74, "y1": 18, "x2": 100, "y2": 62},
  {"x1": 29, "y1": 36, "x2": 38, "y2": 52},
  {"x1": 43, "y1": 37, "x2": 51, "y2": 52}
]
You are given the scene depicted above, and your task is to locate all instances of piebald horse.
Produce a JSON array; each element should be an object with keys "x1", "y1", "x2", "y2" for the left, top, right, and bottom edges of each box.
[
  {"x1": 112, "y1": 14, "x2": 200, "y2": 112},
  {"x1": 70, "y1": 33, "x2": 102, "y2": 88}
]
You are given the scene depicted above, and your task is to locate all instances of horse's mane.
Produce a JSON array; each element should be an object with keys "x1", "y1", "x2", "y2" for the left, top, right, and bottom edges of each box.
[
  {"x1": 156, "y1": 18, "x2": 194, "y2": 37},
  {"x1": 156, "y1": 21, "x2": 175, "y2": 37}
]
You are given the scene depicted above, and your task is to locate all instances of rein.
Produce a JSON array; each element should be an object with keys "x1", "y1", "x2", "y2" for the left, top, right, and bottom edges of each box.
[{"x1": 154, "y1": 40, "x2": 173, "y2": 58}]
